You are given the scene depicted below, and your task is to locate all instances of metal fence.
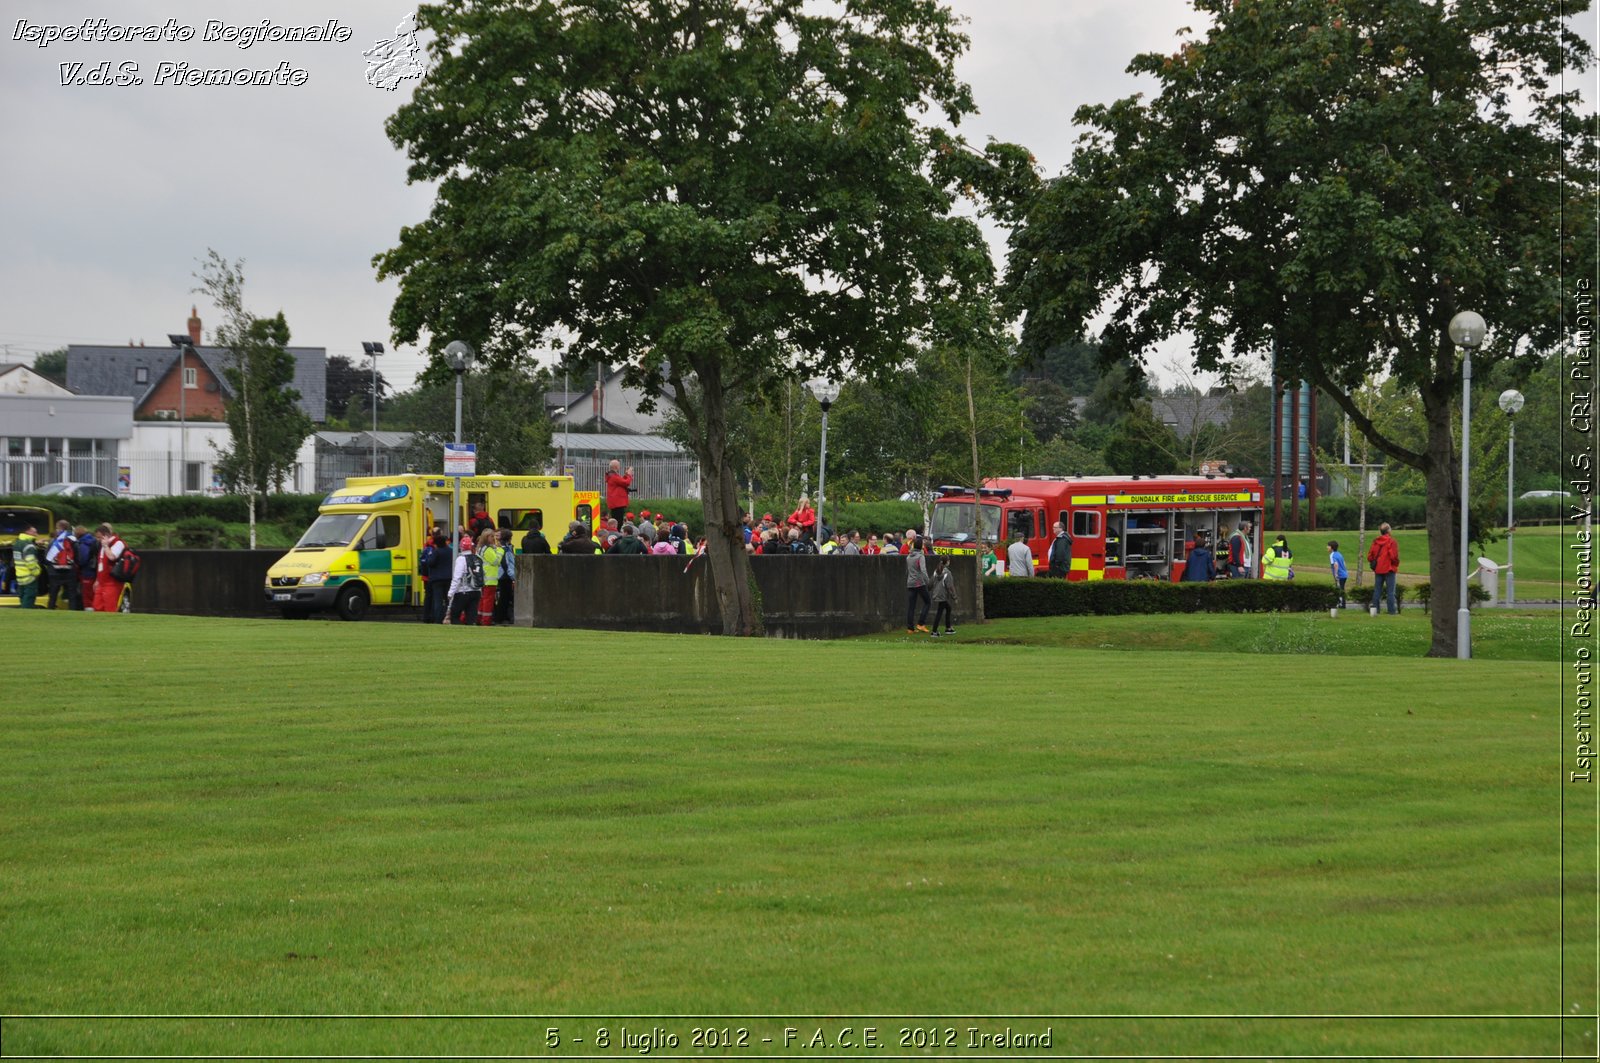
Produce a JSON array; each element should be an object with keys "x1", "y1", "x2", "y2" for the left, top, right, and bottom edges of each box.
[
  {"x1": 564, "y1": 456, "x2": 701, "y2": 501},
  {"x1": 3, "y1": 453, "x2": 117, "y2": 494},
  {"x1": 1, "y1": 451, "x2": 312, "y2": 498}
]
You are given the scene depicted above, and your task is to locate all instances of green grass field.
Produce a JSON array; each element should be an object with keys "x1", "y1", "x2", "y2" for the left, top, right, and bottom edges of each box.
[
  {"x1": 2, "y1": 611, "x2": 1591, "y2": 1058},
  {"x1": 1279, "y1": 524, "x2": 1574, "y2": 601}
]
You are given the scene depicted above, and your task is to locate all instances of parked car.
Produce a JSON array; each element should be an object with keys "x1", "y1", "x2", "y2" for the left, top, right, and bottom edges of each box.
[
  {"x1": 1519, "y1": 489, "x2": 1571, "y2": 501},
  {"x1": 34, "y1": 482, "x2": 117, "y2": 499}
]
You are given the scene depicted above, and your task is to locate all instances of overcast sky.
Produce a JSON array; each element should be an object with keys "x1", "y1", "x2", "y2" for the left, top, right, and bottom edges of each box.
[{"x1": 1, "y1": 1, "x2": 1592, "y2": 394}]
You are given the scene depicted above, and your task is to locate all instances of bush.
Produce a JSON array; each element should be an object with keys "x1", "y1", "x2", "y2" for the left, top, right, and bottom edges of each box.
[
  {"x1": 1301, "y1": 495, "x2": 1428, "y2": 529},
  {"x1": 172, "y1": 515, "x2": 230, "y2": 548},
  {"x1": 983, "y1": 576, "x2": 1338, "y2": 618},
  {"x1": 1413, "y1": 581, "x2": 1490, "y2": 612},
  {"x1": 2, "y1": 492, "x2": 325, "y2": 529}
]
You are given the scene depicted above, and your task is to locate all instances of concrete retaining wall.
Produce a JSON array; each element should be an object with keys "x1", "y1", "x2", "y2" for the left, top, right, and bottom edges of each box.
[
  {"x1": 127, "y1": 549, "x2": 979, "y2": 638},
  {"x1": 514, "y1": 553, "x2": 977, "y2": 638},
  {"x1": 130, "y1": 549, "x2": 287, "y2": 617}
]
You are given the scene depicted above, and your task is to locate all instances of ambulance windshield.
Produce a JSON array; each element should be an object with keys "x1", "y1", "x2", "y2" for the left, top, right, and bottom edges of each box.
[
  {"x1": 294, "y1": 513, "x2": 368, "y2": 550},
  {"x1": 931, "y1": 501, "x2": 1001, "y2": 543}
]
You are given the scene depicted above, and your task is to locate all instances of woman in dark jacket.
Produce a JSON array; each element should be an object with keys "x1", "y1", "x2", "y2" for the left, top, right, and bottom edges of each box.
[
  {"x1": 1182, "y1": 535, "x2": 1216, "y2": 582},
  {"x1": 421, "y1": 532, "x2": 453, "y2": 622}
]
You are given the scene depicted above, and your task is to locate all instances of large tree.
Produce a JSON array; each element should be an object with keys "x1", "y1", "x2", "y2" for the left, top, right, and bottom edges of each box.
[
  {"x1": 1002, "y1": 0, "x2": 1593, "y2": 657},
  {"x1": 376, "y1": 0, "x2": 1004, "y2": 635}
]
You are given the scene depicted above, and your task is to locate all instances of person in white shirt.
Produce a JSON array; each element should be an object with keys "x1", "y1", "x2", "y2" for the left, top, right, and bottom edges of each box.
[{"x1": 1007, "y1": 531, "x2": 1034, "y2": 577}]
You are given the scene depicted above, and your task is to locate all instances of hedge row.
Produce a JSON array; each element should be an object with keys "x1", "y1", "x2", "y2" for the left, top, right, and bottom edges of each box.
[
  {"x1": 2, "y1": 492, "x2": 325, "y2": 527},
  {"x1": 1287, "y1": 493, "x2": 1571, "y2": 529},
  {"x1": 983, "y1": 576, "x2": 1339, "y2": 617}
]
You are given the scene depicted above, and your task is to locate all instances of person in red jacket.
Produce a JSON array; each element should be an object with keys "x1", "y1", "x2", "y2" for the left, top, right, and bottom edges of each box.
[
  {"x1": 787, "y1": 495, "x2": 816, "y2": 540},
  {"x1": 92, "y1": 523, "x2": 128, "y2": 613},
  {"x1": 1367, "y1": 522, "x2": 1400, "y2": 615},
  {"x1": 604, "y1": 459, "x2": 634, "y2": 524}
]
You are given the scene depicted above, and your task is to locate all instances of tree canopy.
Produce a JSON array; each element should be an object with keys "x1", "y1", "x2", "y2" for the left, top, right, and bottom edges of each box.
[
  {"x1": 377, "y1": 0, "x2": 1007, "y2": 634},
  {"x1": 1002, "y1": 0, "x2": 1594, "y2": 656}
]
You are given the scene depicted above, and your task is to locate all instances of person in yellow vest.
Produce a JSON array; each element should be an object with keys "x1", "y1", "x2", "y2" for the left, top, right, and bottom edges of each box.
[
  {"x1": 477, "y1": 528, "x2": 504, "y2": 626},
  {"x1": 12, "y1": 527, "x2": 42, "y2": 608},
  {"x1": 1262, "y1": 536, "x2": 1294, "y2": 581}
]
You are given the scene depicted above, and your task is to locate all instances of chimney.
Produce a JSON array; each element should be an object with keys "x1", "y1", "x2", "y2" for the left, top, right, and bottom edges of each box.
[{"x1": 187, "y1": 305, "x2": 202, "y2": 345}]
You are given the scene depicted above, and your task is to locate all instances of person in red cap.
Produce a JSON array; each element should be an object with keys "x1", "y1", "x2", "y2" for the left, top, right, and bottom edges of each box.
[{"x1": 605, "y1": 459, "x2": 634, "y2": 524}]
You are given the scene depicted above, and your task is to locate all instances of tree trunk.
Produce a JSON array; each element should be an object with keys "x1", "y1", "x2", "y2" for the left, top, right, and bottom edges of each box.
[
  {"x1": 1420, "y1": 382, "x2": 1460, "y2": 658},
  {"x1": 693, "y1": 361, "x2": 761, "y2": 636},
  {"x1": 966, "y1": 352, "x2": 986, "y2": 623}
]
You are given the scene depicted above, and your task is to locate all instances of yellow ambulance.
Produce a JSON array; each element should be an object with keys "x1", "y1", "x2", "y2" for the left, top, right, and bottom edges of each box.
[{"x1": 266, "y1": 474, "x2": 577, "y2": 620}]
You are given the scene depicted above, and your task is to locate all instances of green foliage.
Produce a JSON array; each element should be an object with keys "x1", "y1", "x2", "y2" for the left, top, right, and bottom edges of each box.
[
  {"x1": 1414, "y1": 581, "x2": 1491, "y2": 612},
  {"x1": 195, "y1": 252, "x2": 314, "y2": 501},
  {"x1": 1000, "y1": 0, "x2": 1594, "y2": 655},
  {"x1": 1102, "y1": 404, "x2": 1183, "y2": 476},
  {"x1": 983, "y1": 577, "x2": 1337, "y2": 618},
  {"x1": 2, "y1": 492, "x2": 324, "y2": 528},
  {"x1": 394, "y1": 365, "x2": 554, "y2": 475},
  {"x1": 376, "y1": 0, "x2": 1010, "y2": 634},
  {"x1": 1300, "y1": 495, "x2": 1428, "y2": 529},
  {"x1": 171, "y1": 515, "x2": 230, "y2": 548},
  {"x1": 323, "y1": 355, "x2": 387, "y2": 431},
  {"x1": 30, "y1": 347, "x2": 67, "y2": 386}
]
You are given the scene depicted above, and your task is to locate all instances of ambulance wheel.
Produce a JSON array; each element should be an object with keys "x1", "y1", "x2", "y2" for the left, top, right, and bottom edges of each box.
[{"x1": 335, "y1": 583, "x2": 370, "y2": 622}]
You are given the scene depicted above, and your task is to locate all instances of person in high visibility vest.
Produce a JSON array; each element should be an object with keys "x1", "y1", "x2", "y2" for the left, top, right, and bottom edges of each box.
[{"x1": 1262, "y1": 538, "x2": 1293, "y2": 580}]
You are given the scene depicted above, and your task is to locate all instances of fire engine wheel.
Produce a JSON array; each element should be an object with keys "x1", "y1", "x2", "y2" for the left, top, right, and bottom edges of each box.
[{"x1": 335, "y1": 583, "x2": 370, "y2": 622}]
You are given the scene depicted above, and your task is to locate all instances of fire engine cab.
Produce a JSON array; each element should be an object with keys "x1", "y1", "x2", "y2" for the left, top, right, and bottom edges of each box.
[{"x1": 928, "y1": 474, "x2": 1266, "y2": 581}]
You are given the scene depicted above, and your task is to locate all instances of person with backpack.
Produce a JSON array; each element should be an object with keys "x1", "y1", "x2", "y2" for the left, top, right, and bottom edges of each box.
[
  {"x1": 75, "y1": 525, "x2": 98, "y2": 610},
  {"x1": 44, "y1": 519, "x2": 79, "y2": 610},
  {"x1": 1367, "y1": 522, "x2": 1401, "y2": 615},
  {"x1": 445, "y1": 536, "x2": 484, "y2": 625},
  {"x1": 493, "y1": 528, "x2": 519, "y2": 626},
  {"x1": 92, "y1": 523, "x2": 129, "y2": 613}
]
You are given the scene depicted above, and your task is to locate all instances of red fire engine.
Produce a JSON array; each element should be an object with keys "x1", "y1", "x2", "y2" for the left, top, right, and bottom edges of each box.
[{"x1": 927, "y1": 474, "x2": 1266, "y2": 581}]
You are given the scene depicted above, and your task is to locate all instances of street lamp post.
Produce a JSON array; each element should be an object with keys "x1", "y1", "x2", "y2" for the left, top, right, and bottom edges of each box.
[
  {"x1": 1448, "y1": 311, "x2": 1486, "y2": 660},
  {"x1": 808, "y1": 378, "x2": 841, "y2": 543},
  {"x1": 1499, "y1": 388, "x2": 1524, "y2": 607},
  {"x1": 444, "y1": 341, "x2": 476, "y2": 563},
  {"x1": 167, "y1": 334, "x2": 194, "y2": 494},
  {"x1": 362, "y1": 342, "x2": 385, "y2": 474}
]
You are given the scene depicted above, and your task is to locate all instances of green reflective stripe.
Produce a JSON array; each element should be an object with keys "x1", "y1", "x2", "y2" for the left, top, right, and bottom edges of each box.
[
  {"x1": 391, "y1": 575, "x2": 411, "y2": 604},
  {"x1": 356, "y1": 550, "x2": 392, "y2": 573}
]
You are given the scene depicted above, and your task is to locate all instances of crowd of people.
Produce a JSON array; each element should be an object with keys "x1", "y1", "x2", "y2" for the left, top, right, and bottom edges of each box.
[{"x1": 4, "y1": 520, "x2": 130, "y2": 612}]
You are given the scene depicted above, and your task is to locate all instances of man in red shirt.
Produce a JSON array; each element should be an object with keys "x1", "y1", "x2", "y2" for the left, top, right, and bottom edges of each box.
[
  {"x1": 604, "y1": 459, "x2": 633, "y2": 524},
  {"x1": 1366, "y1": 522, "x2": 1400, "y2": 615}
]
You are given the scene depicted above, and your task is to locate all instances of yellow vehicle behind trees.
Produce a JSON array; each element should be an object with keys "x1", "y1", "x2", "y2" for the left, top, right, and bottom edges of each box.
[{"x1": 266, "y1": 475, "x2": 579, "y2": 620}]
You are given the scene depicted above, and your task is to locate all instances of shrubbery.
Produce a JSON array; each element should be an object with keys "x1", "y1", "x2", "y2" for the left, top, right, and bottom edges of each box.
[
  {"x1": 3, "y1": 492, "x2": 324, "y2": 528},
  {"x1": 983, "y1": 576, "x2": 1338, "y2": 617}
]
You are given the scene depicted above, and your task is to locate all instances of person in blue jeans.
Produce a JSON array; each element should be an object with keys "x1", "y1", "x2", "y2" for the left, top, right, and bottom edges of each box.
[
  {"x1": 1367, "y1": 523, "x2": 1400, "y2": 614},
  {"x1": 1327, "y1": 539, "x2": 1348, "y2": 607}
]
